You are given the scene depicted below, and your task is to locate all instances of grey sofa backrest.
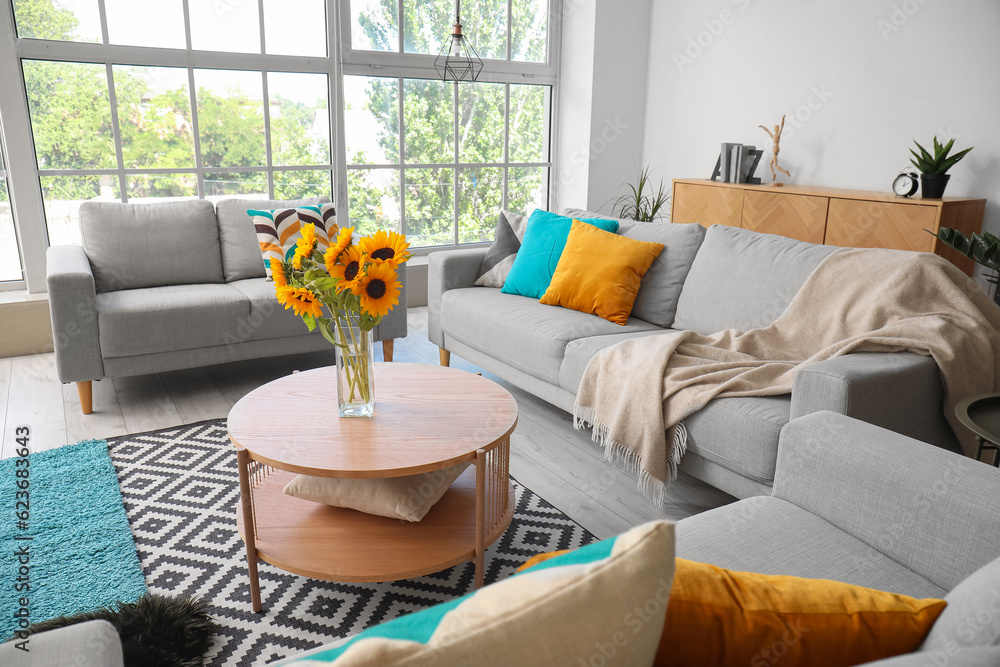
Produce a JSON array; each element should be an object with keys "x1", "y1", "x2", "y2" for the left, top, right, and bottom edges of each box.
[
  {"x1": 79, "y1": 199, "x2": 223, "y2": 293},
  {"x1": 215, "y1": 196, "x2": 332, "y2": 283},
  {"x1": 775, "y1": 411, "x2": 1000, "y2": 593},
  {"x1": 560, "y1": 208, "x2": 706, "y2": 328},
  {"x1": 672, "y1": 225, "x2": 837, "y2": 334}
]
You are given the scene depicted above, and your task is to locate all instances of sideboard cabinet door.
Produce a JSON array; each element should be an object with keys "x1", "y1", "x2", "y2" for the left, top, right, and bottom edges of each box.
[
  {"x1": 742, "y1": 191, "x2": 828, "y2": 244},
  {"x1": 671, "y1": 183, "x2": 743, "y2": 228},
  {"x1": 826, "y1": 199, "x2": 937, "y2": 252}
]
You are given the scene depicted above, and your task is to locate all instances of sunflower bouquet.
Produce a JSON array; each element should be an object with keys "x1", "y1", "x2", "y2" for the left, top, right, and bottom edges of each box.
[{"x1": 271, "y1": 223, "x2": 410, "y2": 414}]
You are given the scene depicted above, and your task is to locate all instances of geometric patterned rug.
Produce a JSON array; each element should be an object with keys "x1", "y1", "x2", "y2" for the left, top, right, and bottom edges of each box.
[{"x1": 106, "y1": 419, "x2": 596, "y2": 666}]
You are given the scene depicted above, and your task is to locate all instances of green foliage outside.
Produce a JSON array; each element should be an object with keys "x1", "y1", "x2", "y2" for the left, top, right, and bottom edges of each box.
[
  {"x1": 15, "y1": 0, "x2": 549, "y2": 248},
  {"x1": 349, "y1": 0, "x2": 549, "y2": 246},
  {"x1": 16, "y1": 0, "x2": 330, "y2": 204}
]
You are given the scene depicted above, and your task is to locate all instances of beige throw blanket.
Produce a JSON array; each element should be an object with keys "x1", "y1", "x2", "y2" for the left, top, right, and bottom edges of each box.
[{"x1": 574, "y1": 247, "x2": 1000, "y2": 505}]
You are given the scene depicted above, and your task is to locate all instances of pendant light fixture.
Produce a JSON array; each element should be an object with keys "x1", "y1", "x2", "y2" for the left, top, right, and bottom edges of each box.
[{"x1": 433, "y1": 0, "x2": 484, "y2": 83}]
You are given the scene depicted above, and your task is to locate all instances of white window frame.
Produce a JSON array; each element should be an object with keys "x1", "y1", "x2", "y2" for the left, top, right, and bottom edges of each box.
[
  {"x1": 0, "y1": 0, "x2": 344, "y2": 293},
  {"x1": 336, "y1": 0, "x2": 560, "y2": 254}
]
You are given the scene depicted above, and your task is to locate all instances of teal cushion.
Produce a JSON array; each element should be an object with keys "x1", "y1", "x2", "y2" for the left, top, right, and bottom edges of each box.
[{"x1": 500, "y1": 210, "x2": 618, "y2": 299}]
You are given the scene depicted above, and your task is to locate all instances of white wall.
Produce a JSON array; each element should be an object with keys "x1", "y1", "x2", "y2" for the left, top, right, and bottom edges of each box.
[
  {"x1": 641, "y1": 0, "x2": 1000, "y2": 289},
  {"x1": 553, "y1": 0, "x2": 652, "y2": 214}
]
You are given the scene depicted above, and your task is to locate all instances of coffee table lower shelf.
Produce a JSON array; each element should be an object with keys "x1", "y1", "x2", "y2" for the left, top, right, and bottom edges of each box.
[{"x1": 236, "y1": 466, "x2": 514, "y2": 609}]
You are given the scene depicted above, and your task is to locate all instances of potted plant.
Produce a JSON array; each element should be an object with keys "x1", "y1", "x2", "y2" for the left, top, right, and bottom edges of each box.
[
  {"x1": 909, "y1": 136, "x2": 973, "y2": 199},
  {"x1": 612, "y1": 166, "x2": 671, "y2": 222},
  {"x1": 931, "y1": 226, "x2": 1000, "y2": 305}
]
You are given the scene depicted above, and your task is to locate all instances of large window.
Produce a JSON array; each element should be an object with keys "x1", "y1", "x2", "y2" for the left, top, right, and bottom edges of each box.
[
  {"x1": 341, "y1": 0, "x2": 555, "y2": 249},
  {"x1": 12, "y1": 0, "x2": 334, "y2": 247},
  {"x1": 0, "y1": 0, "x2": 557, "y2": 292}
]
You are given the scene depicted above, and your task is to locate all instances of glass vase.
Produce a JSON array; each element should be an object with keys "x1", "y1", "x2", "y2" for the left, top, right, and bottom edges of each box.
[{"x1": 334, "y1": 321, "x2": 375, "y2": 418}]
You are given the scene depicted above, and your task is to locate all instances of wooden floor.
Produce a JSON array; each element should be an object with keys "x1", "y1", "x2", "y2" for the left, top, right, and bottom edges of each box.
[{"x1": 0, "y1": 307, "x2": 735, "y2": 539}]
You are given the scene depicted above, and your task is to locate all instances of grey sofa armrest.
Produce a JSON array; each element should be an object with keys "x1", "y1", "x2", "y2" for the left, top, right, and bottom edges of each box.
[
  {"x1": 46, "y1": 245, "x2": 104, "y2": 383},
  {"x1": 774, "y1": 411, "x2": 1000, "y2": 591},
  {"x1": 427, "y1": 248, "x2": 488, "y2": 347},
  {"x1": 790, "y1": 352, "x2": 958, "y2": 452},
  {"x1": 371, "y1": 262, "x2": 407, "y2": 342},
  {"x1": 0, "y1": 620, "x2": 123, "y2": 667}
]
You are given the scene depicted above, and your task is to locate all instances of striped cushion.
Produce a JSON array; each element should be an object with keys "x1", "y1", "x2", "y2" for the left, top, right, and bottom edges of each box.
[
  {"x1": 275, "y1": 520, "x2": 675, "y2": 667},
  {"x1": 250, "y1": 203, "x2": 337, "y2": 277}
]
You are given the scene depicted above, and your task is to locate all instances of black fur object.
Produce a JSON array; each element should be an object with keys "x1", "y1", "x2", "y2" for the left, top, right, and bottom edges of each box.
[{"x1": 25, "y1": 593, "x2": 218, "y2": 667}]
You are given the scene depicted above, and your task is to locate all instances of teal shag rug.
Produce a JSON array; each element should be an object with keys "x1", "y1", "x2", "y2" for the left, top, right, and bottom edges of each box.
[{"x1": 0, "y1": 439, "x2": 147, "y2": 639}]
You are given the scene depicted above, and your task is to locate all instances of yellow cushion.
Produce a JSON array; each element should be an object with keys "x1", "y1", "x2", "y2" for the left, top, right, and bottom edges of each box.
[
  {"x1": 518, "y1": 554, "x2": 946, "y2": 667},
  {"x1": 539, "y1": 220, "x2": 664, "y2": 325}
]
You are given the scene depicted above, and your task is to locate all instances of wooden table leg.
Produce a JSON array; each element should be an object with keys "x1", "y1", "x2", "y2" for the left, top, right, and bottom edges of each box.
[
  {"x1": 237, "y1": 448, "x2": 263, "y2": 612},
  {"x1": 474, "y1": 448, "x2": 486, "y2": 588}
]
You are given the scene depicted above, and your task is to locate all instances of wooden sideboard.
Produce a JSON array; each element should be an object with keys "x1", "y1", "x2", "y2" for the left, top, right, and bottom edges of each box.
[{"x1": 671, "y1": 179, "x2": 986, "y2": 276}]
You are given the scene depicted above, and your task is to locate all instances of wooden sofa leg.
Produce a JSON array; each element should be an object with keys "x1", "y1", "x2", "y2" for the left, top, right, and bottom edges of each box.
[
  {"x1": 77, "y1": 381, "x2": 93, "y2": 415},
  {"x1": 382, "y1": 339, "x2": 394, "y2": 363},
  {"x1": 439, "y1": 348, "x2": 451, "y2": 367}
]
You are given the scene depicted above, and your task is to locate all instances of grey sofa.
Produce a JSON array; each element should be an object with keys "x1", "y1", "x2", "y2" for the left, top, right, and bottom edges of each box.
[
  {"x1": 678, "y1": 411, "x2": 1000, "y2": 666},
  {"x1": 429, "y1": 213, "x2": 959, "y2": 499},
  {"x1": 10, "y1": 413, "x2": 996, "y2": 665},
  {"x1": 46, "y1": 197, "x2": 406, "y2": 414}
]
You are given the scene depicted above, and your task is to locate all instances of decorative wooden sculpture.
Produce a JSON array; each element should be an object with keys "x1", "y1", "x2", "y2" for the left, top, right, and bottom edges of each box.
[{"x1": 759, "y1": 115, "x2": 791, "y2": 185}]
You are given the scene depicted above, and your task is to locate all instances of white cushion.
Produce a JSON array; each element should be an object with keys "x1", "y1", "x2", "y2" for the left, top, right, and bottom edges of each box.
[
  {"x1": 282, "y1": 463, "x2": 470, "y2": 522},
  {"x1": 273, "y1": 520, "x2": 676, "y2": 666}
]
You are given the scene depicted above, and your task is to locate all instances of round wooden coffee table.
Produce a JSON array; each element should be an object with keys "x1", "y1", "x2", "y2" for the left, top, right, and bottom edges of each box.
[{"x1": 227, "y1": 362, "x2": 518, "y2": 612}]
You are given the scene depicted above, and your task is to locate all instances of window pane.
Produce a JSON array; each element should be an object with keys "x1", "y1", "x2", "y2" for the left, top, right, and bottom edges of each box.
[
  {"x1": 114, "y1": 66, "x2": 195, "y2": 170},
  {"x1": 268, "y1": 72, "x2": 330, "y2": 166},
  {"x1": 41, "y1": 174, "x2": 120, "y2": 246},
  {"x1": 402, "y1": 0, "x2": 448, "y2": 55},
  {"x1": 23, "y1": 60, "x2": 115, "y2": 170},
  {"x1": 189, "y1": 0, "x2": 261, "y2": 53},
  {"x1": 127, "y1": 173, "x2": 197, "y2": 201},
  {"x1": 352, "y1": 0, "x2": 398, "y2": 52},
  {"x1": 204, "y1": 172, "x2": 268, "y2": 198},
  {"x1": 508, "y1": 85, "x2": 548, "y2": 163},
  {"x1": 511, "y1": 0, "x2": 548, "y2": 62},
  {"x1": 345, "y1": 76, "x2": 398, "y2": 166},
  {"x1": 461, "y1": 0, "x2": 508, "y2": 61},
  {"x1": 404, "y1": 168, "x2": 452, "y2": 247},
  {"x1": 458, "y1": 167, "x2": 501, "y2": 244},
  {"x1": 507, "y1": 166, "x2": 546, "y2": 214},
  {"x1": 263, "y1": 0, "x2": 326, "y2": 56},
  {"x1": 13, "y1": 0, "x2": 102, "y2": 42},
  {"x1": 274, "y1": 170, "x2": 332, "y2": 200},
  {"x1": 0, "y1": 181, "x2": 22, "y2": 282},
  {"x1": 348, "y1": 169, "x2": 400, "y2": 237},
  {"x1": 105, "y1": 0, "x2": 185, "y2": 49},
  {"x1": 459, "y1": 83, "x2": 504, "y2": 164},
  {"x1": 403, "y1": 79, "x2": 453, "y2": 164},
  {"x1": 195, "y1": 70, "x2": 266, "y2": 168}
]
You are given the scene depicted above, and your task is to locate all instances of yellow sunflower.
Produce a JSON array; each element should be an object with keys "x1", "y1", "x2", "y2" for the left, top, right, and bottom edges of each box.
[
  {"x1": 270, "y1": 258, "x2": 288, "y2": 287},
  {"x1": 292, "y1": 224, "x2": 318, "y2": 270},
  {"x1": 356, "y1": 262, "x2": 401, "y2": 318},
  {"x1": 325, "y1": 226, "x2": 355, "y2": 272},
  {"x1": 274, "y1": 283, "x2": 293, "y2": 306},
  {"x1": 358, "y1": 230, "x2": 411, "y2": 267},
  {"x1": 281, "y1": 286, "x2": 324, "y2": 319},
  {"x1": 329, "y1": 245, "x2": 365, "y2": 292}
]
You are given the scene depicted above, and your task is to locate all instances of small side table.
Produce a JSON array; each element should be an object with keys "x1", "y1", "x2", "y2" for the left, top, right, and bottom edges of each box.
[{"x1": 955, "y1": 393, "x2": 1000, "y2": 467}]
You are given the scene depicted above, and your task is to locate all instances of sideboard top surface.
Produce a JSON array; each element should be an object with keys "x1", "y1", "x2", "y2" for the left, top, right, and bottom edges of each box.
[{"x1": 673, "y1": 178, "x2": 986, "y2": 208}]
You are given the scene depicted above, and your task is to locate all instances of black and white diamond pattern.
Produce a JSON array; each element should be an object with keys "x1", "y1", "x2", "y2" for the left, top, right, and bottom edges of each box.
[{"x1": 107, "y1": 419, "x2": 596, "y2": 666}]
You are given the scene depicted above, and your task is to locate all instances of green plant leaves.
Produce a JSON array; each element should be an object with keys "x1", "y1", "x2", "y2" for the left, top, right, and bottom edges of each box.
[
  {"x1": 911, "y1": 136, "x2": 972, "y2": 175},
  {"x1": 612, "y1": 165, "x2": 670, "y2": 222},
  {"x1": 932, "y1": 227, "x2": 1000, "y2": 281}
]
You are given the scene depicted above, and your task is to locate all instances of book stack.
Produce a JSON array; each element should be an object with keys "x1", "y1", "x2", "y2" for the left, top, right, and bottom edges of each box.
[{"x1": 714, "y1": 143, "x2": 762, "y2": 184}]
